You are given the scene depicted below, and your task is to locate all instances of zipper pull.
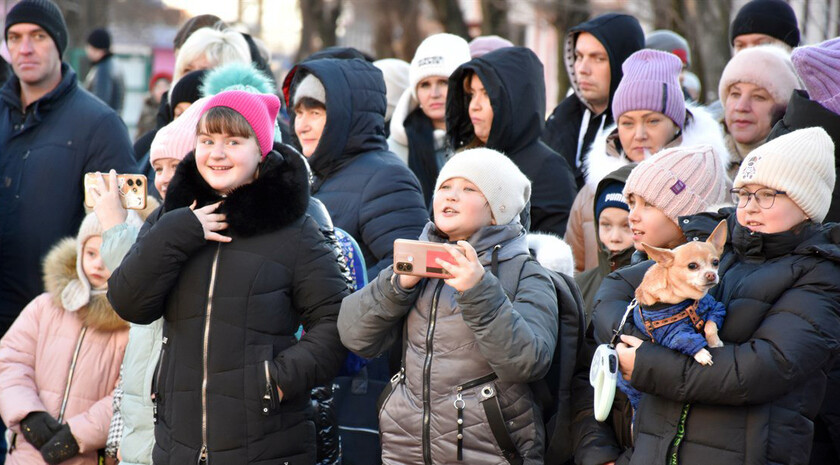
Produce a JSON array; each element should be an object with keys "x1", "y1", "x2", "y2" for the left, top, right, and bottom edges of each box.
[
  {"x1": 151, "y1": 393, "x2": 158, "y2": 424},
  {"x1": 198, "y1": 444, "x2": 208, "y2": 464},
  {"x1": 454, "y1": 392, "x2": 465, "y2": 461}
]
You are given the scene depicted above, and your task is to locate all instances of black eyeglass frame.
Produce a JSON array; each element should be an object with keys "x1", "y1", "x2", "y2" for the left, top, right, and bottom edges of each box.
[{"x1": 729, "y1": 187, "x2": 787, "y2": 209}]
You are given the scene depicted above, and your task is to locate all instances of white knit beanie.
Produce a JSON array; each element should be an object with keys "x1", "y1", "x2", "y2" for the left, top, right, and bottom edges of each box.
[
  {"x1": 734, "y1": 127, "x2": 836, "y2": 222},
  {"x1": 409, "y1": 33, "x2": 471, "y2": 99},
  {"x1": 434, "y1": 148, "x2": 531, "y2": 225},
  {"x1": 718, "y1": 44, "x2": 802, "y2": 106},
  {"x1": 293, "y1": 73, "x2": 326, "y2": 107}
]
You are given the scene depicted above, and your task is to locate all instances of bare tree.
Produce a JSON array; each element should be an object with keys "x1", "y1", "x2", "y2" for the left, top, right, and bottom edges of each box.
[
  {"x1": 297, "y1": 0, "x2": 343, "y2": 62},
  {"x1": 540, "y1": 0, "x2": 590, "y2": 98},
  {"x1": 375, "y1": 0, "x2": 421, "y2": 60},
  {"x1": 481, "y1": 0, "x2": 510, "y2": 39},
  {"x1": 428, "y1": 0, "x2": 470, "y2": 39}
]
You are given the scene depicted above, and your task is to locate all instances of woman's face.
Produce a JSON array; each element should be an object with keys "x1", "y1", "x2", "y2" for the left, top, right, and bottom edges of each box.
[
  {"x1": 433, "y1": 177, "x2": 494, "y2": 241},
  {"x1": 627, "y1": 193, "x2": 685, "y2": 251},
  {"x1": 195, "y1": 131, "x2": 261, "y2": 194},
  {"x1": 294, "y1": 104, "x2": 327, "y2": 158},
  {"x1": 617, "y1": 110, "x2": 679, "y2": 162},
  {"x1": 467, "y1": 74, "x2": 493, "y2": 143},
  {"x1": 725, "y1": 82, "x2": 780, "y2": 146},
  {"x1": 735, "y1": 183, "x2": 809, "y2": 234},
  {"x1": 181, "y1": 54, "x2": 212, "y2": 76},
  {"x1": 416, "y1": 76, "x2": 448, "y2": 129}
]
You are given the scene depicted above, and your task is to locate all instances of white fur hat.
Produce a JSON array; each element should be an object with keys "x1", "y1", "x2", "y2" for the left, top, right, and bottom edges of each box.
[
  {"x1": 718, "y1": 45, "x2": 802, "y2": 106},
  {"x1": 409, "y1": 33, "x2": 471, "y2": 99},
  {"x1": 293, "y1": 73, "x2": 326, "y2": 107},
  {"x1": 734, "y1": 127, "x2": 836, "y2": 223},
  {"x1": 434, "y1": 148, "x2": 531, "y2": 226}
]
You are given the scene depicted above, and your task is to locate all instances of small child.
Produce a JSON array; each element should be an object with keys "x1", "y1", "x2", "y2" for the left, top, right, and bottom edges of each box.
[
  {"x1": 0, "y1": 213, "x2": 130, "y2": 465},
  {"x1": 338, "y1": 148, "x2": 559, "y2": 465}
]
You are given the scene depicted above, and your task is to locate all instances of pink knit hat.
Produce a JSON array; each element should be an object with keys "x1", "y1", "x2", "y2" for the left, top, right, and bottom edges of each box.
[
  {"x1": 150, "y1": 96, "x2": 210, "y2": 165},
  {"x1": 623, "y1": 145, "x2": 729, "y2": 224},
  {"x1": 200, "y1": 90, "x2": 280, "y2": 157},
  {"x1": 791, "y1": 37, "x2": 840, "y2": 115},
  {"x1": 718, "y1": 45, "x2": 802, "y2": 106},
  {"x1": 612, "y1": 49, "x2": 686, "y2": 129},
  {"x1": 468, "y1": 35, "x2": 514, "y2": 58}
]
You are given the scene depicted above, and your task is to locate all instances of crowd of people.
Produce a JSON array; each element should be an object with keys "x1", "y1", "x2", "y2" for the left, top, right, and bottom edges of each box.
[{"x1": 0, "y1": 0, "x2": 838, "y2": 464}]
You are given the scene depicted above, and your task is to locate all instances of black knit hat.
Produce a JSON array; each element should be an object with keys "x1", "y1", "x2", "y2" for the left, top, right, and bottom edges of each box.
[
  {"x1": 170, "y1": 69, "x2": 208, "y2": 106},
  {"x1": 4, "y1": 0, "x2": 68, "y2": 58},
  {"x1": 730, "y1": 0, "x2": 800, "y2": 48},
  {"x1": 87, "y1": 28, "x2": 111, "y2": 50}
]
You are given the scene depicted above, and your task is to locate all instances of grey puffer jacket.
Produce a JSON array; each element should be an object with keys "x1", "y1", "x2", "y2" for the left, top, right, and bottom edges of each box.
[{"x1": 338, "y1": 222, "x2": 558, "y2": 465}]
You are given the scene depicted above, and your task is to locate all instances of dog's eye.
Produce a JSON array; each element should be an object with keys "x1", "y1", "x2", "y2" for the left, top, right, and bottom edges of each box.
[
  {"x1": 712, "y1": 259, "x2": 720, "y2": 267},
  {"x1": 687, "y1": 263, "x2": 698, "y2": 270}
]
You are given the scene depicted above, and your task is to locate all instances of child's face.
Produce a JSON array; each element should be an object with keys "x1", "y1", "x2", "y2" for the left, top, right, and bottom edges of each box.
[
  {"x1": 433, "y1": 177, "x2": 494, "y2": 242},
  {"x1": 735, "y1": 183, "x2": 808, "y2": 234},
  {"x1": 294, "y1": 104, "x2": 326, "y2": 158},
  {"x1": 82, "y1": 236, "x2": 110, "y2": 289},
  {"x1": 598, "y1": 207, "x2": 634, "y2": 253},
  {"x1": 152, "y1": 157, "x2": 181, "y2": 200},
  {"x1": 195, "y1": 131, "x2": 261, "y2": 194},
  {"x1": 627, "y1": 193, "x2": 684, "y2": 251}
]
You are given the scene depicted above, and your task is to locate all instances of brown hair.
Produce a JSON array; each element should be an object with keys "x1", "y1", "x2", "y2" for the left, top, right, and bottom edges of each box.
[
  {"x1": 459, "y1": 70, "x2": 486, "y2": 150},
  {"x1": 197, "y1": 106, "x2": 256, "y2": 139},
  {"x1": 294, "y1": 97, "x2": 326, "y2": 112},
  {"x1": 173, "y1": 15, "x2": 225, "y2": 50}
]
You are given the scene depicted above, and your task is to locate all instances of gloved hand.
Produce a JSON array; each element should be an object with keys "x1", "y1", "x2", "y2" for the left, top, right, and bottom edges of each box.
[
  {"x1": 19, "y1": 411, "x2": 62, "y2": 449},
  {"x1": 39, "y1": 424, "x2": 80, "y2": 465}
]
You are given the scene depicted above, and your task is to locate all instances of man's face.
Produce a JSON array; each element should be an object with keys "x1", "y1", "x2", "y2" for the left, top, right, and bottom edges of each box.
[
  {"x1": 573, "y1": 32, "x2": 611, "y2": 111},
  {"x1": 6, "y1": 23, "x2": 61, "y2": 88},
  {"x1": 732, "y1": 33, "x2": 786, "y2": 54}
]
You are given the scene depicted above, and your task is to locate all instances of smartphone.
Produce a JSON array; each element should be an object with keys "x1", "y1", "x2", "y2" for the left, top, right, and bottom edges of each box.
[
  {"x1": 84, "y1": 173, "x2": 148, "y2": 210},
  {"x1": 393, "y1": 239, "x2": 464, "y2": 279}
]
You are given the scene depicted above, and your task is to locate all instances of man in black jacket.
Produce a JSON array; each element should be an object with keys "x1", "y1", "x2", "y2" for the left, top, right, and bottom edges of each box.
[
  {"x1": 0, "y1": 0, "x2": 136, "y2": 338},
  {"x1": 541, "y1": 13, "x2": 644, "y2": 189},
  {"x1": 84, "y1": 28, "x2": 125, "y2": 113}
]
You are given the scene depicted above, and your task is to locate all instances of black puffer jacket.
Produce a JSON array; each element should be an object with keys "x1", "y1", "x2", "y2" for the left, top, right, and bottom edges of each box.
[
  {"x1": 447, "y1": 47, "x2": 577, "y2": 237},
  {"x1": 286, "y1": 58, "x2": 428, "y2": 277},
  {"x1": 591, "y1": 211, "x2": 840, "y2": 465},
  {"x1": 108, "y1": 144, "x2": 350, "y2": 465}
]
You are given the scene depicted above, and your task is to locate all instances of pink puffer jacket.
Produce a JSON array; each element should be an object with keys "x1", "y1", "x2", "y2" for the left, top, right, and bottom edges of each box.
[{"x1": 0, "y1": 238, "x2": 128, "y2": 465}]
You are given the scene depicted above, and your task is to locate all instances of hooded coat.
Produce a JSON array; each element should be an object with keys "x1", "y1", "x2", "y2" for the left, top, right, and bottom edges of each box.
[
  {"x1": 286, "y1": 58, "x2": 428, "y2": 277},
  {"x1": 338, "y1": 222, "x2": 559, "y2": 465},
  {"x1": 567, "y1": 104, "x2": 730, "y2": 272},
  {"x1": 588, "y1": 212, "x2": 840, "y2": 465},
  {"x1": 541, "y1": 14, "x2": 645, "y2": 189},
  {"x1": 0, "y1": 238, "x2": 129, "y2": 465},
  {"x1": 447, "y1": 47, "x2": 577, "y2": 237},
  {"x1": 0, "y1": 64, "x2": 136, "y2": 336},
  {"x1": 108, "y1": 144, "x2": 350, "y2": 465}
]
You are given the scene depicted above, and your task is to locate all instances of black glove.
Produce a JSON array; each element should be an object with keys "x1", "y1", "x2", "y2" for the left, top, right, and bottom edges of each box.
[
  {"x1": 19, "y1": 411, "x2": 62, "y2": 449},
  {"x1": 39, "y1": 424, "x2": 80, "y2": 465}
]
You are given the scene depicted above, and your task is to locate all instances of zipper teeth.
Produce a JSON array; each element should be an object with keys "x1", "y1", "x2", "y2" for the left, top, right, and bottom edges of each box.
[
  {"x1": 422, "y1": 280, "x2": 445, "y2": 465},
  {"x1": 264, "y1": 361, "x2": 271, "y2": 389},
  {"x1": 201, "y1": 245, "x2": 222, "y2": 460},
  {"x1": 58, "y1": 326, "x2": 88, "y2": 423}
]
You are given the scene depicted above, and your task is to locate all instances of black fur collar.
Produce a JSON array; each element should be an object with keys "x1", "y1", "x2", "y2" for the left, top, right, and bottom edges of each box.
[{"x1": 163, "y1": 142, "x2": 310, "y2": 237}]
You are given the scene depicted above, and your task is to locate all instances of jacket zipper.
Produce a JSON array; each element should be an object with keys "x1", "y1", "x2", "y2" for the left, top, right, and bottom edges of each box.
[
  {"x1": 422, "y1": 280, "x2": 445, "y2": 465},
  {"x1": 151, "y1": 336, "x2": 168, "y2": 424},
  {"x1": 199, "y1": 244, "x2": 222, "y2": 464},
  {"x1": 58, "y1": 326, "x2": 88, "y2": 423},
  {"x1": 262, "y1": 360, "x2": 274, "y2": 416}
]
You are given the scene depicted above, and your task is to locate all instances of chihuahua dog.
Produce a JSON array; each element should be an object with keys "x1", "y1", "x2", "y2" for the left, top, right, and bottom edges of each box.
[{"x1": 634, "y1": 220, "x2": 729, "y2": 366}]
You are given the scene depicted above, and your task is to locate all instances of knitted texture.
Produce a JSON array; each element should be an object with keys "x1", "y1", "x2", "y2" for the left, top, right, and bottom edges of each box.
[
  {"x1": 595, "y1": 181, "x2": 629, "y2": 220},
  {"x1": 151, "y1": 97, "x2": 210, "y2": 164},
  {"x1": 623, "y1": 145, "x2": 729, "y2": 224},
  {"x1": 409, "y1": 33, "x2": 471, "y2": 99},
  {"x1": 293, "y1": 73, "x2": 326, "y2": 106},
  {"x1": 201, "y1": 90, "x2": 280, "y2": 157},
  {"x1": 734, "y1": 127, "x2": 836, "y2": 222},
  {"x1": 435, "y1": 148, "x2": 531, "y2": 225},
  {"x1": 718, "y1": 45, "x2": 802, "y2": 106},
  {"x1": 170, "y1": 69, "x2": 208, "y2": 106},
  {"x1": 4, "y1": 0, "x2": 68, "y2": 57},
  {"x1": 612, "y1": 49, "x2": 686, "y2": 129},
  {"x1": 730, "y1": 0, "x2": 800, "y2": 48},
  {"x1": 87, "y1": 28, "x2": 111, "y2": 50},
  {"x1": 791, "y1": 37, "x2": 840, "y2": 115}
]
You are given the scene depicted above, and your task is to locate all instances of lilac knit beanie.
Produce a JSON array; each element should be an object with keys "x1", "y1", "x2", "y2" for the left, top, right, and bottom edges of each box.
[
  {"x1": 791, "y1": 37, "x2": 840, "y2": 115},
  {"x1": 612, "y1": 49, "x2": 686, "y2": 129},
  {"x1": 200, "y1": 90, "x2": 280, "y2": 158},
  {"x1": 623, "y1": 145, "x2": 729, "y2": 224}
]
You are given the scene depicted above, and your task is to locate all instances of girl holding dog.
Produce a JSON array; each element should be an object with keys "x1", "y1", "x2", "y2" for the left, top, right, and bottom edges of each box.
[{"x1": 588, "y1": 128, "x2": 840, "y2": 464}]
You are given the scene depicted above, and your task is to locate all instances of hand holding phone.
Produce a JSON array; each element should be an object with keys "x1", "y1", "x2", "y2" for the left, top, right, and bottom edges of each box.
[
  {"x1": 84, "y1": 172, "x2": 147, "y2": 210},
  {"x1": 393, "y1": 240, "x2": 484, "y2": 292}
]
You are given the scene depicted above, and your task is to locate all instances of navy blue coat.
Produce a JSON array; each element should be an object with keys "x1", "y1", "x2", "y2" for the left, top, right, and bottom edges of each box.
[
  {"x1": 287, "y1": 58, "x2": 428, "y2": 277},
  {"x1": 0, "y1": 64, "x2": 135, "y2": 334}
]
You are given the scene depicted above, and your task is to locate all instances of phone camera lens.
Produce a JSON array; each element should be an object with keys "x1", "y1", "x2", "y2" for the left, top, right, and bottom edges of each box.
[
  {"x1": 404, "y1": 263, "x2": 412, "y2": 272},
  {"x1": 397, "y1": 262, "x2": 413, "y2": 272},
  {"x1": 127, "y1": 179, "x2": 134, "y2": 187},
  {"x1": 136, "y1": 179, "x2": 143, "y2": 186}
]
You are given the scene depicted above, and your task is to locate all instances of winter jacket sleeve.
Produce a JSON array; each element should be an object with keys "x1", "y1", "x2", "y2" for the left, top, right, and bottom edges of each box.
[
  {"x1": 108, "y1": 207, "x2": 207, "y2": 324},
  {"x1": 101, "y1": 223, "x2": 140, "y2": 272},
  {"x1": 358, "y1": 162, "x2": 428, "y2": 277},
  {"x1": 338, "y1": 266, "x2": 420, "y2": 359},
  {"x1": 270, "y1": 217, "x2": 351, "y2": 401},
  {"x1": 456, "y1": 261, "x2": 558, "y2": 383},
  {"x1": 0, "y1": 295, "x2": 50, "y2": 430},
  {"x1": 65, "y1": 386, "x2": 117, "y2": 454},
  {"x1": 528, "y1": 151, "x2": 577, "y2": 238},
  {"x1": 630, "y1": 263, "x2": 840, "y2": 406}
]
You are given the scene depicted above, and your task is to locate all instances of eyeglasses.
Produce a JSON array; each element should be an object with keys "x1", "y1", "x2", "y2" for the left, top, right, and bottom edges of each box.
[{"x1": 730, "y1": 188, "x2": 787, "y2": 209}]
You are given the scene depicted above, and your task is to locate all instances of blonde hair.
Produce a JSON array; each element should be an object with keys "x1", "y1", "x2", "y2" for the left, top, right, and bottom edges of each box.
[{"x1": 172, "y1": 27, "x2": 251, "y2": 82}]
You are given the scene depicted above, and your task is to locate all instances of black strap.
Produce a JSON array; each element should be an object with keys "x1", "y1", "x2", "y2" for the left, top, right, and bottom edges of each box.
[{"x1": 482, "y1": 392, "x2": 524, "y2": 465}]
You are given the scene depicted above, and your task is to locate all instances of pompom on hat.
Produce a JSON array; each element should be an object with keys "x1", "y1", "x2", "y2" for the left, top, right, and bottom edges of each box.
[
  {"x1": 612, "y1": 49, "x2": 687, "y2": 129},
  {"x1": 200, "y1": 90, "x2": 280, "y2": 158},
  {"x1": 734, "y1": 127, "x2": 835, "y2": 223},
  {"x1": 434, "y1": 148, "x2": 531, "y2": 226},
  {"x1": 623, "y1": 145, "x2": 730, "y2": 224},
  {"x1": 409, "y1": 33, "x2": 471, "y2": 99}
]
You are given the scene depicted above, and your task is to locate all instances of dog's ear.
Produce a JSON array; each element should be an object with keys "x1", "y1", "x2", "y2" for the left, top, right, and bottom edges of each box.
[
  {"x1": 706, "y1": 220, "x2": 728, "y2": 254},
  {"x1": 642, "y1": 243, "x2": 674, "y2": 267}
]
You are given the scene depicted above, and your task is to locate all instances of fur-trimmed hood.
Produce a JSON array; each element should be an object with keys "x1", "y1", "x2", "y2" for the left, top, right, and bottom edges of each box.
[
  {"x1": 527, "y1": 233, "x2": 575, "y2": 276},
  {"x1": 163, "y1": 142, "x2": 310, "y2": 237},
  {"x1": 43, "y1": 238, "x2": 127, "y2": 332},
  {"x1": 582, "y1": 103, "x2": 731, "y2": 189}
]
